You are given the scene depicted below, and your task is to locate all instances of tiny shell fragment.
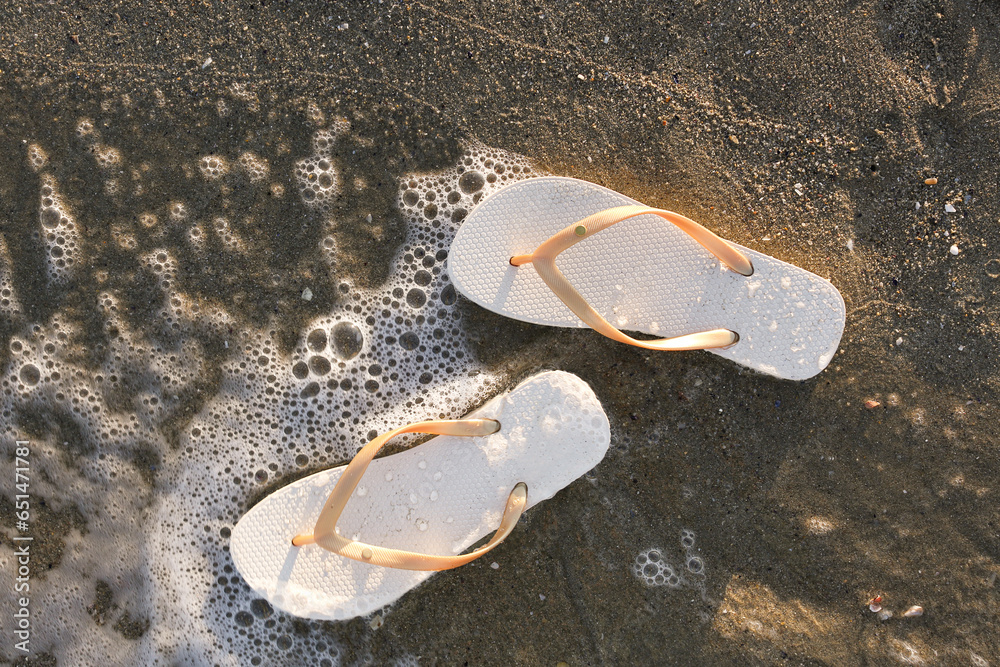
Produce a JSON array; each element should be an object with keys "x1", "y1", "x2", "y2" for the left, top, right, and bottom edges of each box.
[
  {"x1": 865, "y1": 399, "x2": 881, "y2": 410},
  {"x1": 903, "y1": 605, "x2": 924, "y2": 617}
]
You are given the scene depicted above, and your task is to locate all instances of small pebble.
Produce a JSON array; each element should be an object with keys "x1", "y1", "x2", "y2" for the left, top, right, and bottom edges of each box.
[
  {"x1": 945, "y1": 203, "x2": 957, "y2": 213},
  {"x1": 490, "y1": 562, "x2": 499, "y2": 570},
  {"x1": 729, "y1": 135, "x2": 739, "y2": 144},
  {"x1": 602, "y1": 35, "x2": 610, "y2": 44},
  {"x1": 950, "y1": 244, "x2": 960, "y2": 256},
  {"x1": 301, "y1": 287, "x2": 313, "y2": 301},
  {"x1": 577, "y1": 73, "x2": 586, "y2": 80},
  {"x1": 869, "y1": 602, "x2": 882, "y2": 612},
  {"x1": 202, "y1": 57, "x2": 213, "y2": 69},
  {"x1": 903, "y1": 605, "x2": 924, "y2": 618},
  {"x1": 924, "y1": 177, "x2": 938, "y2": 185},
  {"x1": 878, "y1": 609, "x2": 893, "y2": 621},
  {"x1": 369, "y1": 614, "x2": 383, "y2": 630},
  {"x1": 865, "y1": 399, "x2": 881, "y2": 410}
]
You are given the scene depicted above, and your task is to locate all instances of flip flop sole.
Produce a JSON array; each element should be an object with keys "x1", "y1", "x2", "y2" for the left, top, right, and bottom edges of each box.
[
  {"x1": 449, "y1": 177, "x2": 845, "y2": 380},
  {"x1": 231, "y1": 371, "x2": 610, "y2": 620}
]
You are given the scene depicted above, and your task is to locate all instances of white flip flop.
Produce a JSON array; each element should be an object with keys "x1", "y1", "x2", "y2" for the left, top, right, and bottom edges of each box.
[
  {"x1": 230, "y1": 370, "x2": 610, "y2": 621},
  {"x1": 448, "y1": 177, "x2": 845, "y2": 380}
]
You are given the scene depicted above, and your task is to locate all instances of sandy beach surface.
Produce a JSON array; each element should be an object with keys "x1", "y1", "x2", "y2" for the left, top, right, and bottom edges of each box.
[{"x1": 1, "y1": 1, "x2": 998, "y2": 665}]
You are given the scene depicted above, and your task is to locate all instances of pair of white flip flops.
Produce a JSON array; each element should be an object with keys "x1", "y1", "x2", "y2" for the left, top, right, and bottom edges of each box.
[{"x1": 232, "y1": 177, "x2": 846, "y2": 621}]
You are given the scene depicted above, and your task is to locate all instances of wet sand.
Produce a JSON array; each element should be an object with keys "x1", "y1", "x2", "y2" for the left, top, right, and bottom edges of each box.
[{"x1": 1, "y1": 1, "x2": 999, "y2": 665}]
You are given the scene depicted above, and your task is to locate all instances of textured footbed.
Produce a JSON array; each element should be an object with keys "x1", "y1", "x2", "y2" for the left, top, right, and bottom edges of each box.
[
  {"x1": 231, "y1": 371, "x2": 610, "y2": 621},
  {"x1": 449, "y1": 177, "x2": 846, "y2": 380}
]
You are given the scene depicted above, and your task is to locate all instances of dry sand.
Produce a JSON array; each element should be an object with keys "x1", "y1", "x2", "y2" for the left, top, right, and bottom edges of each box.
[{"x1": 1, "y1": 1, "x2": 998, "y2": 665}]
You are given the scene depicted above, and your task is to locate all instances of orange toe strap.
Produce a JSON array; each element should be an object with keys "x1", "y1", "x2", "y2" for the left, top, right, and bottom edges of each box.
[
  {"x1": 510, "y1": 205, "x2": 753, "y2": 351},
  {"x1": 291, "y1": 419, "x2": 528, "y2": 572}
]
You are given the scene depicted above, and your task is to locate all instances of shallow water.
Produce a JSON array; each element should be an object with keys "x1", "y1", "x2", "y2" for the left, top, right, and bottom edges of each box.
[{"x1": 2, "y1": 2, "x2": 1000, "y2": 665}]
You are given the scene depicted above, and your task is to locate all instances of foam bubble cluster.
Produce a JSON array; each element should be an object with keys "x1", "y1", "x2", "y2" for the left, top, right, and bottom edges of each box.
[
  {"x1": 633, "y1": 529, "x2": 706, "y2": 589},
  {"x1": 169, "y1": 201, "x2": 188, "y2": 221},
  {"x1": 27, "y1": 142, "x2": 48, "y2": 171},
  {"x1": 93, "y1": 144, "x2": 123, "y2": 170},
  {"x1": 314, "y1": 119, "x2": 350, "y2": 152},
  {"x1": 398, "y1": 143, "x2": 534, "y2": 227},
  {"x1": 295, "y1": 121, "x2": 357, "y2": 213},
  {"x1": 0, "y1": 238, "x2": 21, "y2": 319},
  {"x1": 633, "y1": 548, "x2": 682, "y2": 588},
  {"x1": 228, "y1": 82, "x2": 259, "y2": 112},
  {"x1": 296, "y1": 157, "x2": 338, "y2": 210},
  {"x1": 38, "y1": 175, "x2": 80, "y2": 284},
  {"x1": 76, "y1": 118, "x2": 96, "y2": 139},
  {"x1": 211, "y1": 217, "x2": 246, "y2": 252},
  {"x1": 296, "y1": 149, "x2": 339, "y2": 212},
  {"x1": 0, "y1": 115, "x2": 539, "y2": 665},
  {"x1": 237, "y1": 152, "x2": 269, "y2": 183},
  {"x1": 199, "y1": 155, "x2": 229, "y2": 180}
]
